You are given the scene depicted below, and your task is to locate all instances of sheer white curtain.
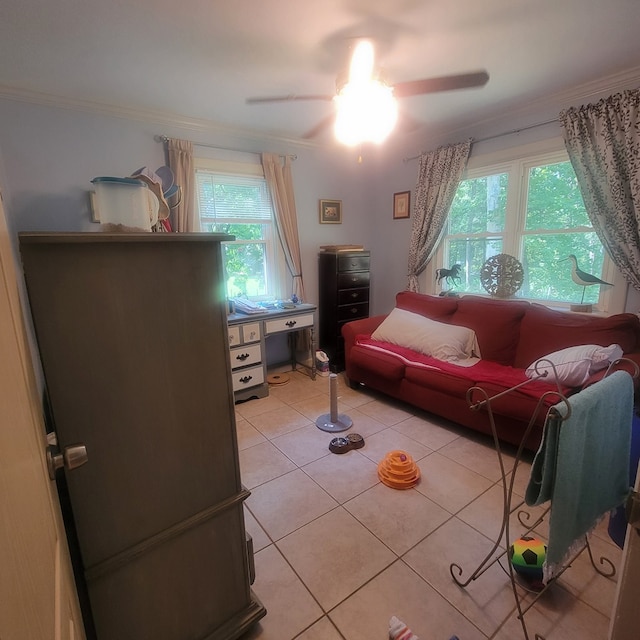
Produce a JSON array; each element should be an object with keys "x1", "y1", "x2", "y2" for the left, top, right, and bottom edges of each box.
[
  {"x1": 407, "y1": 140, "x2": 472, "y2": 292},
  {"x1": 560, "y1": 90, "x2": 640, "y2": 292},
  {"x1": 262, "y1": 152, "x2": 306, "y2": 301},
  {"x1": 166, "y1": 138, "x2": 199, "y2": 232}
]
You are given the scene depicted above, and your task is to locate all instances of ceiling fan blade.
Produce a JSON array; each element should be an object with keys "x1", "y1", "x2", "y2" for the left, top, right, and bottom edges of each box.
[
  {"x1": 302, "y1": 114, "x2": 335, "y2": 139},
  {"x1": 246, "y1": 94, "x2": 334, "y2": 105},
  {"x1": 393, "y1": 71, "x2": 489, "y2": 98}
]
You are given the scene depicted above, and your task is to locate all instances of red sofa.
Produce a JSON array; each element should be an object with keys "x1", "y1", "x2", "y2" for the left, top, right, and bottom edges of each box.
[{"x1": 342, "y1": 292, "x2": 640, "y2": 451}]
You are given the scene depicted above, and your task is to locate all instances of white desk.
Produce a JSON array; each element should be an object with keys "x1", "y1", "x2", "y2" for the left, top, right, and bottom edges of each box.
[{"x1": 227, "y1": 304, "x2": 317, "y2": 402}]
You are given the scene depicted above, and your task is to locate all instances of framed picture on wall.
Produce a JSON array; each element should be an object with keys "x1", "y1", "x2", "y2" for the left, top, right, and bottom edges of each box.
[
  {"x1": 319, "y1": 199, "x2": 342, "y2": 224},
  {"x1": 393, "y1": 191, "x2": 411, "y2": 219}
]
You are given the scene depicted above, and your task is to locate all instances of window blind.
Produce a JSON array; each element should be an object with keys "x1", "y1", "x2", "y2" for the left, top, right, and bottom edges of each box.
[{"x1": 196, "y1": 170, "x2": 272, "y2": 221}]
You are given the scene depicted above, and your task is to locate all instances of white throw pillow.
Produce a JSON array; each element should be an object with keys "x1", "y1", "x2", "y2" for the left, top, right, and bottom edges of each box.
[
  {"x1": 525, "y1": 343, "x2": 623, "y2": 386},
  {"x1": 371, "y1": 307, "x2": 479, "y2": 362}
]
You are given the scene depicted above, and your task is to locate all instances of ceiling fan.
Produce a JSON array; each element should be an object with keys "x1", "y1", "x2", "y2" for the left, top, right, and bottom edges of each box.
[{"x1": 246, "y1": 39, "x2": 489, "y2": 144}]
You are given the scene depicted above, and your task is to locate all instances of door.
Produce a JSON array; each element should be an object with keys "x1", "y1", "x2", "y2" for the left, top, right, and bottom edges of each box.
[
  {"x1": 609, "y1": 463, "x2": 640, "y2": 639},
  {"x1": 0, "y1": 191, "x2": 84, "y2": 639},
  {"x1": 18, "y1": 234, "x2": 265, "y2": 640}
]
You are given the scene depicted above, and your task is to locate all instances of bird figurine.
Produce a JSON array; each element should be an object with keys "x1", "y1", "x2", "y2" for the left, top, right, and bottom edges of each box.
[{"x1": 563, "y1": 254, "x2": 613, "y2": 303}]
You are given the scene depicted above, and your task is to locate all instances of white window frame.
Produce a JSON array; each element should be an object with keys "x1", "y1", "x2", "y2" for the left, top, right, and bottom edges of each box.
[
  {"x1": 431, "y1": 139, "x2": 626, "y2": 314},
  {"x1": 194, "y1": 157, "x2": 286, "y2": 301}
]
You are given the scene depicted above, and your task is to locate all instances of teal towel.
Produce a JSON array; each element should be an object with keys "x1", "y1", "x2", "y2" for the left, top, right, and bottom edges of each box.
[{"x1": 525, "y1": 370, "x2": 633, "y2": 580}]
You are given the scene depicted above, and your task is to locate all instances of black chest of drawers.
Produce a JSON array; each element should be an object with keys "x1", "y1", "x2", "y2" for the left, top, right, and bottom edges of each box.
[{"x1": 318, "y1": 250, "x2": 370, "y2": 371}]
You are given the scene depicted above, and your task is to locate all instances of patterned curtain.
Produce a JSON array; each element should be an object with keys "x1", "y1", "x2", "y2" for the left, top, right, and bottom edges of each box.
[
  {"x1": 560, "y1": 90, "x2": 640, "y2": 292},
  {"x1": 407, "y1": 139, "x2": 472, "y2": 292}
]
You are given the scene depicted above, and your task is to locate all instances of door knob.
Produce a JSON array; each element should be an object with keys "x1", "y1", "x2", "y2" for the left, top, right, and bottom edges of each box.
[{"x1": 47, "y1": 444, "x2": 88, "y2": 480}]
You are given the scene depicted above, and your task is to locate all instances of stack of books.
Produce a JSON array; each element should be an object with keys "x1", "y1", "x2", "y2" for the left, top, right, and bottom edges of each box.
[{"x1": 319, "y1": 244, "x2": 364, "y2": 252}]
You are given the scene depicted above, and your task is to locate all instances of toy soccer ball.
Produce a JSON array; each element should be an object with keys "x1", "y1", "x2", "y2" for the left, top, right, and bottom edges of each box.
[{"x1": 508, "y1": 536, "x2": 547, "y2": 585}]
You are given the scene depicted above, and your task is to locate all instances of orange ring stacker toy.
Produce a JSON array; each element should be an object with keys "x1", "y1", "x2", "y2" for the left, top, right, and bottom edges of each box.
[{"x1": 377, "y1": 450, "x2": 421, "y2": 489}]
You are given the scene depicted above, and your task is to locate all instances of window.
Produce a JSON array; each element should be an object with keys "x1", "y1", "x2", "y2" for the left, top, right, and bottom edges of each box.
[
  {"x1": 438, "y1": 147, "x2": 619, "y2": 310},
  {"x1": 195, "y1": 161, "x2": 282, "y2": 300}
]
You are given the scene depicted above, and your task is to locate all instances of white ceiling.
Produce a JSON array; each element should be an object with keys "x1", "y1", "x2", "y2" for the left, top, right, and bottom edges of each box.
[{"x1": 2, "y1": 0, "x2": 640, "y2": 144}]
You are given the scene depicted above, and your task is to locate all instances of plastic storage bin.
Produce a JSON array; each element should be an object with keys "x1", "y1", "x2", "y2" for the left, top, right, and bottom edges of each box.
[{"x1": 91, "y1": 176, "x2": 159, "y2": 232}]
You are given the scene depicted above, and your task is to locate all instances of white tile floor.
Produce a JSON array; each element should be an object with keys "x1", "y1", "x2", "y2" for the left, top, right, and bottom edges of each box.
[{"x1": 237, "y1": 370, "x2": 622, "y2": 640}]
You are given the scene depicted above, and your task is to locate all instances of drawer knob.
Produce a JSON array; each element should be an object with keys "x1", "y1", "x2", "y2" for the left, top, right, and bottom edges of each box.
[
  {"x1": 350, "y1": 292, "x2": 358, "y2": 298},
  {"x1": 285, "y1": 320, "x2": 297, "y2": 327},
  {"x1": 351, "y1": 276, "x2": 358, "y2": 282},
  {"x1": 236, "y1": 352, "x2": 250, "y2": 361},
  {"x1": 239, "y1": 375, "x2": 253, "y2": 384},
  {"x1": 350, "y1": 307, "x2": 359, "y2": 314}
]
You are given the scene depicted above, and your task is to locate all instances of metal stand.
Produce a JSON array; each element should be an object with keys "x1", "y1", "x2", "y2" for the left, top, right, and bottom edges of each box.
[
  {"x1": 449, "y1": 359, "x2": 637, "y2": 640},
  {"x1": 316, "y1": 373, "x2": 353, "y2": 432}
]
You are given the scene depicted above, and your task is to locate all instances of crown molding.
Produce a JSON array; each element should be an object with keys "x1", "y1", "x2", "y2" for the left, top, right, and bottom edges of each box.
[
  {"x1": 2, "y1": 64, "x2": 638, "y2": 156},
  {"x1": 450, "y1": 64, "x2": 640, "y2": 140},
  {"x1": 489, "y1": 64, "x2": 640, "y2": 126},
  {"x1": 0, "y1": 84, "x2": 319, "y2": 150},
  {"x1": 535, "y1": 64, "x2": 640, "y2": 109},
  {"x1": 392, "y1": 64, "x2": 640, "y2": 158}
]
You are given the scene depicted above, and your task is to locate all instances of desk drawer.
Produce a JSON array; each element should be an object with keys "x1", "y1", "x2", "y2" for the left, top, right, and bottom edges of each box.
[
  {"x1": 338, "y1": 272, "x2": 370, "y2": 289},
  {"x1": 231, "y1": 365, "x2": 265, "y2": 392},
  {"x1": 241, "y1": 322, "x2": 261, "y2": 343},
  {"x1": 229, "y1": 343, "x2": 262, "y2": 371},
  {"x1": 337, "y1": 302, "x2": 369, "y2": 322},
  {"x1": 228, "y1": 325, "x2": 241, "y2": 347},
  {"x1": 265, "y1": 313, "x2": 314, "y2": 335}
]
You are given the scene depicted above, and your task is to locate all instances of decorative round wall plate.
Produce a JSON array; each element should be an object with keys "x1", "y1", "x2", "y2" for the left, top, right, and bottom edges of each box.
[{"x1": 480, "y1": 253, "x2": 524, "y2": 298}]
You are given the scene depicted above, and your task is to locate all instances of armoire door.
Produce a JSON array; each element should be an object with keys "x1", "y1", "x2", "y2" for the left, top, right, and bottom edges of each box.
[{"x1": 18, "y1": 233, "x2": 265, "y2": 640}]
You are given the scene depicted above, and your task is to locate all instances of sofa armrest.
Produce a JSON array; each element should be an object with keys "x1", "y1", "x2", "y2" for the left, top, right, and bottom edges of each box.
[
  {"x1": 582, "y1": 351, "x2": 640, "y2": 393},
  {"x1": 342, "y1": 314, "x2": 387, "y2": 360}
]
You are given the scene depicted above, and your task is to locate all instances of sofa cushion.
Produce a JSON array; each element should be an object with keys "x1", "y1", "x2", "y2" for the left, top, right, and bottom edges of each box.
[
  {"x1": 452, "y1": 296, "x2": 530, "y2": 365},
  {"x1": 371, "y1": 307, "x2": 479, "y2": 362},
  {"x1": 404, "y1": 364, "x2": 477, "y2": 397},
  {"x1": 525, "y1": 343, "x2": 624, "y2": 387},
  {"x1": 355, "y1": 337, "x2": 569, "y2": 399},
  {"x1": 348, "y1": 343, "x2": 406, "y2": 381},
  {"x1": 470, "y1": 380, "x2": 567, "y2": 427},
  {"x1": 513, "y1": 304, "x2": 640, "y2": 369},
  {"x1": 395, "y1": 291, "x2": 458, "y2": 320}
]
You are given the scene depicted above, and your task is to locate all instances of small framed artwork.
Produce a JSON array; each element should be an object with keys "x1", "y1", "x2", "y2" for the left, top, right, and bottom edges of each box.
[
  {"x1": 319, "y1": 199, "x2": 342, "y2": 224},
  {"x1": 393, "y1": 191, "x2": 411, "y2": 219}
]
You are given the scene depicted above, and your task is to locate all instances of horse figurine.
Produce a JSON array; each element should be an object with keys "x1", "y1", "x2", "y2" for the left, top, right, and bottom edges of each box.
[{"x1": 435, "y1": 264, "x2": 462, "y2": 287}]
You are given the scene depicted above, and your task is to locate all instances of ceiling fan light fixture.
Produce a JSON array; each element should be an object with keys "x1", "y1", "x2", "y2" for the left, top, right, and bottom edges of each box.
[
  {"x1": 246, "y1": 36, "x2": 489, "y2": 143},
  {"x1": 334, "y1": 80, "x2": 398, "y2": 146},
  {"x1": 349, "y1": 39, "x2": 375, "y2": 84}
]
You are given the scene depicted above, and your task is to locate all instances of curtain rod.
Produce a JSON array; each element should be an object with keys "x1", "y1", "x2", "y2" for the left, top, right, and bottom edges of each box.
[
  {"x1": 402, "y1": 117, "x2": 560, "y2": 163},
  {"x1": 154, "y1": 135, "x2": 297, "y2": 160}
]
